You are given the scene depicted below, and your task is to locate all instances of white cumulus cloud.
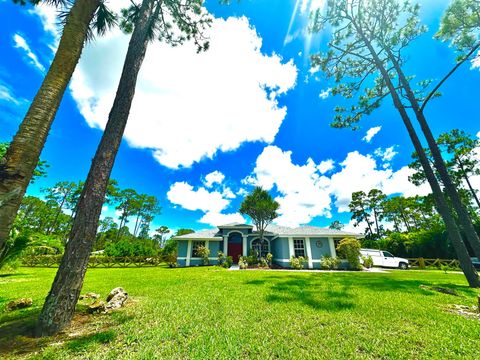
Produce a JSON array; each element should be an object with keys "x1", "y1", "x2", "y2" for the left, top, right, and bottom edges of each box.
[
  {"x1": 329, "y1": 151, "x2": 430, "y2": 212},
  {"x1": 318, "y1": 87, "x2": 331, "y2": 100},
  {"x1": 13, "y1": 33, "x2": 45, "y2": 72},
  {"x1": 167, "y1": 181, "x2": 244, "y2": 226},
  {"x1": 247, "y1": 146, "x2": 332, "y2": 227},
  {"x1": 203, "y1": 171, "x2": 225, "y2": 188},
  {"x1": 68, "y1": 15, "x2": 297, "y2": 169},
  {"x1": 244, "y1": 146, "x2": 431, "y2": 227},
  {"x1": 374, "y1": 146, "x2": 398, "y2": 164},
  {"x1": 317, "y1": 159, "x2": 335, "y2": 174},
  {"x1": 362, "y1": 126, "x2": 382, "y2": 143}
]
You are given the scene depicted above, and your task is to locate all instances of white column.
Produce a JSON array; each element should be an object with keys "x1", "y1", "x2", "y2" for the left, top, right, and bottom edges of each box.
[
  {"x1": 288, "y1": 237, "x2": 294, "y2": 258},
  {"x1": 223, "y1": 235, "x2": 228, "y2": 255},
  {"x1": 329, "y1": 237, "x2": 336, "y2": 257},
  {"x1": 186, "y1": 240, "x2": 192, "y2": 266},
  {"x1": 242, "y1": 235, "x2": 248, "y2": 256},
  {"x1": 305, "y1": 237, "x2": 313, "y2": 269}
]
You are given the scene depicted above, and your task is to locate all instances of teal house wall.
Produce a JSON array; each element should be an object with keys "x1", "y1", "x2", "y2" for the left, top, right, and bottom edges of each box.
[{"x1": 173, "y1": 224, "x2": 360, "y2": 269}]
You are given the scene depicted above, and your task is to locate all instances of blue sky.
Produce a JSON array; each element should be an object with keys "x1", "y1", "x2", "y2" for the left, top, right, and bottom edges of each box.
[{"x1": 1, "y1": 0, "x2": 479, "y2": 234}]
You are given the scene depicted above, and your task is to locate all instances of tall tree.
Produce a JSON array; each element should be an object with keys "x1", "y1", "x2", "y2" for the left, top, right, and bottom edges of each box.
[
  {"x1": 379, "y1": 1, "x2": 480, "y2": 261},
  {"x1": 132, "y1": 194, "x2": 160, "y2": 236},
  {"x1": 367, "y1": 189, "x2": 386, "y2": 237},
  {"x1": 328, "y1": 220, "x2": 344, "y2": 231},
  {"x1": 42, "y1": 181, "x2": 77, "y2": 234},
  {"x1": 114, "y1": 188, "x2": 139, "y2": 240},
  {"x1": 239, "y1": 187, "x2": 279, "y2": 256},
  {"x1": 36, "y1": 0, "x2": 211, "y2": 336},
  {"x1": 311, "y1": 0, "x2": 479, "y2": 286},
  {"x1": 349, "y1": 191, "x2": 375, "y2": 238},
  {"x1": 438, "y1": 129, "x2": 480, "y2": 210},
  {"x1": 153, "y1": 225, "x2": 170, "y2": 247},
  {"x1": 0, "y1": 0, "x2": 114, "y2": 254}
]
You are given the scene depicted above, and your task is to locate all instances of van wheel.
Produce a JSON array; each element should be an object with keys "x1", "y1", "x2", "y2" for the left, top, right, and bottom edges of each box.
[{"x1": 399, "y1": 262, "x2": 408, "y2": 270}]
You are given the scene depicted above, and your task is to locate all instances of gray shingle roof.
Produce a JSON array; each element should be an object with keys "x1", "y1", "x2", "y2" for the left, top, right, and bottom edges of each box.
[
  {"x1": 174, "y1": 229, "x2": 221, "y2": 240},
  {"x1": 263, "y1": 224, "x2": 361, "y2": 237},
  {"x1": 173, "y1": 224, "x2": 361, "y2": 240}
]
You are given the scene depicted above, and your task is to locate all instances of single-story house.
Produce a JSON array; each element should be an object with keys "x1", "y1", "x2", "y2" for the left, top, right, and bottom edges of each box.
[{"x1": 172, "y1": 222, "x2": 362, "y2": 269}]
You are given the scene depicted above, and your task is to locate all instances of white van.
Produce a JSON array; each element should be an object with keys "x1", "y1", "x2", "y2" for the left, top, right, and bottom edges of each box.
[{"x1": 360, "y1": 249, "x2": 409, "y2": 269}]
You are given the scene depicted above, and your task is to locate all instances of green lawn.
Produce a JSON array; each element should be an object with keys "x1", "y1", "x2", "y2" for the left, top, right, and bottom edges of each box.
[{"x1": 1, "y1": 267, "x2": 479, "y2": 359}]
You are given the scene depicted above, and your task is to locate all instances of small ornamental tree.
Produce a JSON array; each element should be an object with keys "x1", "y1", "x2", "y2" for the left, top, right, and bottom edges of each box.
[
  {"x1": 336, "y1": 238, "x2": 362, "y2": 270},
  {"x1": 239, "y1": 187, "x2": 279, "y2": 258}
]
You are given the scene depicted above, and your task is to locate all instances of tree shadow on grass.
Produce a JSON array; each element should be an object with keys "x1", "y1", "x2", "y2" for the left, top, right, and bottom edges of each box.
[
  {"x1": 263, "y1": 277, "x2": 356, "y2": 311},
  {"x1": 0, "y1": 308, "x2": 131, "y2": 358},
  {"x1": 66, "y1": 330, "x2": 116, "y2": 352},
  {"x1": 0, "y1": 272, "x2": 28, "y2": 278},
  {"x1": 244, "y1": 272, "x2": 478, "y2": 311}
]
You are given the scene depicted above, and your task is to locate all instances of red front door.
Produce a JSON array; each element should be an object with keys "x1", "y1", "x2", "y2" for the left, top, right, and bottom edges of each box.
[{"x1": 228, "y1": 243, "x2": 243, "y2": 263}]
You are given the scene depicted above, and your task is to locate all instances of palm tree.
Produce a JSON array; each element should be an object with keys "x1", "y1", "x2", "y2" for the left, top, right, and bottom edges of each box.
[
  {"x1": 36, "y1": 0, "x2": 211, "y2": 336},
  {"x1": 0, "y1": 0, "x2": 114, "y2": 254}
]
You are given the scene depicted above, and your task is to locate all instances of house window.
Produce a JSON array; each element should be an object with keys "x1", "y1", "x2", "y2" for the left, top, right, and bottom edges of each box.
[
  {"x1": 293, "y1": 238, "x2": 306, "y2": 257},
  {"x1": 251, "y1": 239, "x2": 269, "y2": 257},
  {"x1": 192, "y1": 241, "x2": 205, "y2": 257}
]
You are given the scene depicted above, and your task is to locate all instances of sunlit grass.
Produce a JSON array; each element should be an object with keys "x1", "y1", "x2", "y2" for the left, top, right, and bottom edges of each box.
[{"x1": 1, "y1": 267, "x2": 479, "y2": 359}]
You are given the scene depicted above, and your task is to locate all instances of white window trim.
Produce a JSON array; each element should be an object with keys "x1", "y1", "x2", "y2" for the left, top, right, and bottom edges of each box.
[
  {"x1": 329, "y1": 237, "x2": 336, "y2": 257},
  {"x1": 288, "y1": 237, "x2": 294, "y2": 258},
  {"x1": 186, "y1": 240, "x2": 192, "y2": 266},
  {"x1": 305, "y1": 237, "x2": 313, "y2": 269},
  {"x1": 250, "y1": 237, "x2": 270, "y2": 256},
  {"x1": 293, "y1": 238, "x2": 307, "y2": 258},
  {"x1": 242, "y1": 235, "x2": 248, "y2": 256}
]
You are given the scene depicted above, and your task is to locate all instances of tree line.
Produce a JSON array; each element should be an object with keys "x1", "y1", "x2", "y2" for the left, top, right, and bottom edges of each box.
[
  {"x1": 312, "y1": 0, "x2": 480, "y2": 287},
  {"x1": 344, "y1": 129, "x2": 480, "y2": 258},
  {"x1": 0, "y1": 0, "x2": 478, "y2": 336}
]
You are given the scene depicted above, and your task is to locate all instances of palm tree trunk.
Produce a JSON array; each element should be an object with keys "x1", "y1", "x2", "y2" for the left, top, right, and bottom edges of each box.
[
  {"x1": 36, "y1": 0, "x2": 156, "y2": 337},
  {"x1": 353, "y1": 22, "x2": 480, "y2": 287},
  {"x1": 387, "y1": 50, "x2": 480, "y2": 259},
  {"x1": 0, "y1": 0, "x2": 100, "y2": 252}
]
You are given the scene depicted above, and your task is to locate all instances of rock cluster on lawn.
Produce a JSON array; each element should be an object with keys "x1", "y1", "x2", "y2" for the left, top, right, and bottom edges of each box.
[
  {"x1": 83, "y1": 287, "x2": 128, "y2": 314},
  {"x1": 448, "y1": 304, "x2": 480, "y2": 320},
  {"x1": 6, "y1": 298, "x2": 33, "y2": 311},
  {"x1": 80, "y1": 292, "x2": 100, "y2": 300},
  {"x1": 105, "y1": 287, "x2": 128, "y2": 310}
]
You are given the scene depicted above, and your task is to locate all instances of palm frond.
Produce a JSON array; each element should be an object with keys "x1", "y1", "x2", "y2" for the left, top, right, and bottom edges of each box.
[{"x1": 92, "y1": 2, "x2": 117, "y2": 37}]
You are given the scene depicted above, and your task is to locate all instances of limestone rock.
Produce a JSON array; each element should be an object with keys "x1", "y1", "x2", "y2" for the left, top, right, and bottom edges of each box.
[
  {"x1": 88, "y1": 300, "x2": 106, "y2": 314},
  {"x1": 80, "y1": 292, "x2": 100, "y2": 300},
  {"x1": 106, "y1": 287, "x2": 128, "y2": 310},
  {"x1": 6, "y1": 298, "x2": 33, "y2": 311}
]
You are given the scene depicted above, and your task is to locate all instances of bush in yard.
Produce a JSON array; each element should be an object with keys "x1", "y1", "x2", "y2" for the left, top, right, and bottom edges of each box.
[
  {"x1": 238, "y1": 256, "x2": 248, "y2": 269},
  {"x1": 162, "y1": 239, "x2": 178, "y2": 267},
  {"x1": 104, "y1": 238, "x2": 159, "y2": 257},
  {"x1": 246, "y1": 250, "x2": 259, "y2": 266},
  {"x1": 289, "y1": 256, "x2": 307, "y2": 270},
  {"x1": 320, "y1": 255, "x2": 341, "y2": 270},
  {"x1": 362, "y1": 255, "x2": 374, "y2": 269},
  {"x1": 266, "y1": 253, "x2": 273, "y2": 266},
  {"x1": 0, "y1": 235, "x2": 29, "y2": 270},
  {"x1": 23, "y1": 233, "x2": 64, "y2": 255},
  {"x1": 196, "y1": 245, "x2": 210, "y2": 265},
  {"x1": 217, "y1": 251, "x2": 225, "y2": 266},
  {"x1": 222, "y1": 256, "x2": 233, "y2": 269},
  {"x1": 336, "y1": 238, "x2": 362, "y2": 270},
  {"x1": 259, "y1": 257, "x2": 269, "y2": 268}
]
